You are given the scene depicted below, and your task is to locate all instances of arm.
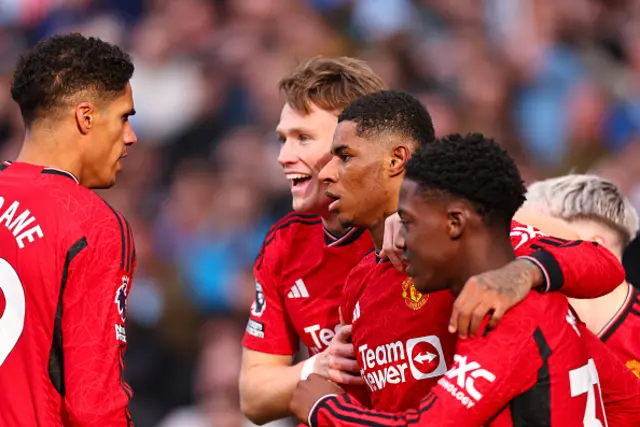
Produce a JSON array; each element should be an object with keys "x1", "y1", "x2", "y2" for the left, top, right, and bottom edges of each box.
[
  {"x1": 240, "y1": 248, "x2": 304, "y2": 424},
  {"x1": 297, "y1": 322, "x2": 541, "y2": 427},
  {"x1": 62, "y1": 214, "x2": 136, "y2": 425},
  {"x1": 240, "y1": 349, "x2": 307, "y2": 424},
  {"x1": 513, "y1": 225, "x2": 625, "y2": 298},
  {"x1": 513, "y1": 208, "x2": 579, "y2": 240},
  {"x1": 447, "y1": 220, "x2": 624, "y2": 338}
]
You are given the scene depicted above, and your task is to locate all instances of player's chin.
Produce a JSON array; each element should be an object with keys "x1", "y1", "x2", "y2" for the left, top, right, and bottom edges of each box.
[{"x1": 292, "y1": 195, "x2": 321, "y2": 213}]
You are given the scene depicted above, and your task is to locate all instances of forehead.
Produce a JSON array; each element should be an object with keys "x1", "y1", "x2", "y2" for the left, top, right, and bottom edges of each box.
[
  {"x1": 399, "y1": 179, "x2": 439, "y2": 214},
  {"x1": 332, "y1": 120, "x2": 366, "y2": 148},
  {"x1": 277, "y1": 102, "x2": 337, "y2": 134},
  {"x1": 111, "y1": 82, "x2": 134, "y2": 109}
]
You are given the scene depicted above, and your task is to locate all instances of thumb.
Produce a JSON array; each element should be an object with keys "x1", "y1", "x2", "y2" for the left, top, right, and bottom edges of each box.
[{"x1": 339, "y1": 307, "x2": 345, "y2": 326}]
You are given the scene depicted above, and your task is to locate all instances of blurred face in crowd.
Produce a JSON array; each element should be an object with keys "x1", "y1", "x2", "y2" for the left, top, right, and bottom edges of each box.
[
  {"x1": 79, "y1": 82, "x2": 137, "y2": 189},
  {"x1": 319, "y1": 120, "x2": 407, "y2": 229},
  {"x1": 276, "y1": 102, "x2": 337, "y2": 214}
]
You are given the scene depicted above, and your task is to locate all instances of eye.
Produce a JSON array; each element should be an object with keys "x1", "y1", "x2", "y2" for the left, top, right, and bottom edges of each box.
[
  {"x1": 277, "y1": 135, "x2": 286, "y2": 144},
  {"x1": 299, "y1": 134, "x2": 311, "y2": 142},
  {"x1": 339, "y1": 153, "x2": 351, "y2": 162}
]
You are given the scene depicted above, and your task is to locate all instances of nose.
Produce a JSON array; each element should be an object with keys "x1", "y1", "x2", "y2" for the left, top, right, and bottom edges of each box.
[
  {"x1": 318, "y1": 156, "x2": 338, "y2": 184},
  {"x1": 277, "y1": 138, "x2": 297, "y2": 167},
  {"x1": 124, "y1": 123, "x2": 137, "y2": 146}
]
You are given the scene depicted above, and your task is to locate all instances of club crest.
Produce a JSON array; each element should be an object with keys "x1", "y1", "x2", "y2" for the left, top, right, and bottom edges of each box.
[{"x1": 402, "y1": 277, "x2": 428, "y2": 310}]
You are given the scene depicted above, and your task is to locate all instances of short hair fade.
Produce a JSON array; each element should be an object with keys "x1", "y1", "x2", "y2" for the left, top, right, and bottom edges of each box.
[
  {"x1": 405, "y1": 133, "x2": 526, "y2": 230},
  {"x1": 525, "y1": 174, "x2": 639, "y2": 247},
  {"x1": 11, "y1": 33, "x2": 134, "y2": 125},
  {"x1": 278, "y1": 56, "x2": 386, "y2": 115},
  {"x1": 338, "y1": 90, "x2": 435, "y2": 147}
]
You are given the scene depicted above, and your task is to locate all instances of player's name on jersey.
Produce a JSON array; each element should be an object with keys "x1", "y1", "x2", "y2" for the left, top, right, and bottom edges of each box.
[{"x1": 0, "y1": 196, "x2": 44, "y2": 248}]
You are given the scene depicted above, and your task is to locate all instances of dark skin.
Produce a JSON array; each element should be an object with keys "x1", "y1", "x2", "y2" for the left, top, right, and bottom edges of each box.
[
  {"x1": 319, "y1": 120, "x2": 543, "y2": 338},
  {"x1": 290, "y1": 179, "x2": 526, "y2": 423}
]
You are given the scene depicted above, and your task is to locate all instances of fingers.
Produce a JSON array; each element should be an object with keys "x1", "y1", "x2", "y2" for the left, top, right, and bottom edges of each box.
[
  {"x1": 339, "y1": 307, "x2": 345, "y2": 326},
  {"x1": 468, "y1": 301, "x2": 493, "y2": 338},
  {"x1": 335, "y1": 324, "x2": 352, "y2": 341},
  {"x1": 328, "y1": 355, "x2": 360, "y2": 373},
  {"x1": 449, "y1": 280, "x2": 473, "y2": 335},
  {"x1": 487, "y1": 305, "x2": 507, "y2": 329},
  {"x1": 328, "y1": 369, "x2": 364, "y2": 386}
]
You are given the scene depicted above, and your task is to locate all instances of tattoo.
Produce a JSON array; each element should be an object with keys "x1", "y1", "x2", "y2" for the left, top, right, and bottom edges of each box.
[{"x1": 475, "y1": 259, "x2": 543, "y2": 302}]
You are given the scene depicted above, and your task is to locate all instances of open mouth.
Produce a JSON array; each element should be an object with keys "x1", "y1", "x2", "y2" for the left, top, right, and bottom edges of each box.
[
  {"x1": 285, "y1": 173, "x2": 312, "y2": 187},
  {"x1": 326, "y1": 191, "x2": 340, "y2": 211}
]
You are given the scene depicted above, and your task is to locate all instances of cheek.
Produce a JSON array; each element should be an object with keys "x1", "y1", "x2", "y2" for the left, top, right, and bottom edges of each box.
[{"x1": 306, "y1": 145, "x2": 333, "y2": 172}]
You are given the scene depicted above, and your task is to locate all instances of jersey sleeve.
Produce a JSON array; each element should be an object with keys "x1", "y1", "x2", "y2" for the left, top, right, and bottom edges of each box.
[
  {"x1": 61, "y1": 211, "x2": 135, "y2": 426},
  {"x1": 309, "y1": 315, "x2": 541, "y2": 427},
  {"x1": 579, "y1": 324, "x2": 640, "y2": 425},
  {"x1": 510, "y1": 221, "x2": 625, "y2": 298},
  {"x1": 242, "y1": 230, "x2": 299, "y2": 355}
]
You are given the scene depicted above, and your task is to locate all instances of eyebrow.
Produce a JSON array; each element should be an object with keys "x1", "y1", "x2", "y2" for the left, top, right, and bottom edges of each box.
[
  {"x1": 276, "y1": 127, "x2": 313, "y2": 136},
  {"x1": 332, "y1": 144, "x2": 348, "y2": 155}
]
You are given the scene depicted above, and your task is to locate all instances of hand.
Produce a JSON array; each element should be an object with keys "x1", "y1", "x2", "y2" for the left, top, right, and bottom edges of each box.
[
  {"x1": 379, "y1": 213, "x2": 405, "y2": 271},
  {"x1": 314, "y1": 325, "x2": 363, "y2": 385},
  {"x1": 327, "y1": 325, "x2": 363, "y2": 385},
  {"x1": 449, "y1": 259, "x2": 543, "y2": 339},
  {"x1": 290, "y1": 374, "x2": 345, "y2": 424}
]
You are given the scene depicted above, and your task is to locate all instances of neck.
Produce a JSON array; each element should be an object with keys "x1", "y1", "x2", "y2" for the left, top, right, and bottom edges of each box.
[
  {"x1": 369, "y1": 219, "x2": 386, "y2": 253},
  {"x1": 569, "y1": 281, "x2": 631, "y2": 335},
  {"x1": 17, "y1": 129, "x2": 82, "y2": 180},
  {"x1": 321, "y1": 212, "x2": 350, "y2": 238},
  {"x1": 450, "y1": 231, "x2": 516, "y2": 295}
]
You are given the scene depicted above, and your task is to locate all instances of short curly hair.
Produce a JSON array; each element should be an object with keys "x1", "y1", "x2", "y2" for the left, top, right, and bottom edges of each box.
[
  {"x1": 338, "y1": 90, "x2": 435, "y2": 147},
  {"x1": 405, "y1": 133, "x2": 526, "y2": 229},
  {"x1": 279, "y1": 56, "x2": 386, "y2": 115},
  {"x1": 11, "y1": 33, "x2": 134, "y2": 125}
]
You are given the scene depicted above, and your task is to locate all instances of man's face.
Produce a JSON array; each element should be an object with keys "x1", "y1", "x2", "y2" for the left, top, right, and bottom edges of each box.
[
  {"x1": 397, "y1": 179, "x2": 459, "y2": 293},
  {"x1": 276, "y1": 103, "x2": 337, "y2": 214},
  {"x1": 318, "y1": 121, "x2": 389, "y2": 228},
  {"x1": 83, "y1": 82, "x2": 137, "y2": 189}
]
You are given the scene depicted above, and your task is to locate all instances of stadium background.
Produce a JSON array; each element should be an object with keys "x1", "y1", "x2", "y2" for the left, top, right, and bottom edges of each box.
[{"x1": 1, "y1": 0, "x2": 640, "y2": 426}]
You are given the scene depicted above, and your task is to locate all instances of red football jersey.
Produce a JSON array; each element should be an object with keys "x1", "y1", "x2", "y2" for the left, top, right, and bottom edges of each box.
[
  {"x1": 598, "y1": 284, "x2": 640, "y2": 379},
  {"x1": 340, "y1": 220, "x2": 626, "y2": 412},
  {"x1": 310, "y1": 293, "x2": 640, "y2": 427},
  {"x1": 0, "y1": 162, "x2": 135, "y2": 427},
  {"x1": 242, "y1": 212, "x2": 373, "y2": 356}
]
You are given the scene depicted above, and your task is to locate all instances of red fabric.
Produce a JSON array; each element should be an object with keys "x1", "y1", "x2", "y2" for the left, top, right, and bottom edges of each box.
[
  {"x1": 312, "y1": 293, "x2": 640, "y2": 426},
  {"x1": 0, "y1": 162, "x2": 135, "y2": 426},
  {"x1": 242, "y1": 212, "x2": 373, "y2": 356}
]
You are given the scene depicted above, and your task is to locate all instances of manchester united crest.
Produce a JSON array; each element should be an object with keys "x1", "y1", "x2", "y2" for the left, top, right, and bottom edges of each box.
[
  {"x1": 627, "y1": 359, "x2": 640, "y2": 379},
  {"x1": 402, "y1": 277, "x2": 428, "y2": 310}
]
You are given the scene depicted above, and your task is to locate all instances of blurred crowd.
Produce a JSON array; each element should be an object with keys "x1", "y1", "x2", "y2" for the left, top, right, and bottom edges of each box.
[{"x1": 1, "y1": 0, "x2": 640, "y2": 426}]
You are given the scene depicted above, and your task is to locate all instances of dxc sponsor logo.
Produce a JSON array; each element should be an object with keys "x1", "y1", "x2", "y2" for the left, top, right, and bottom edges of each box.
[
  {"x1": 438, "y1": 354, "x2": 495, "y2": 409},
  {"x1": 358, "y1": 335, "x2": 447, "y2": 392}
]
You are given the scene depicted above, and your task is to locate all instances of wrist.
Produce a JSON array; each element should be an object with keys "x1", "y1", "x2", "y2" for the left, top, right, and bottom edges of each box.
[
  {"x1": 300, "y1": 354, "x2": 318, "y2": 381},
  {"x1": 308, "y1": 394, "x2": 339, "y2": 427},
  {"x1": 516, "y1": 257, "x2": 547, "y2": 291}
]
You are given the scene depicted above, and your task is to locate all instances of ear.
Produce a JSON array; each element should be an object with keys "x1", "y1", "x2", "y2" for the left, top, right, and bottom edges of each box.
[
  {"x1": 591, "y1": 234, "x2": 606, "y2": 246},
  {"x1": 74, "y1": 102, "x2": 95, "y2": 135},
  {"x1": 388, "y1": 144, "x2": 412, "y2": 178},
  {"x1": 447, "y1": 207, "x2": 466, "y2": 240}
]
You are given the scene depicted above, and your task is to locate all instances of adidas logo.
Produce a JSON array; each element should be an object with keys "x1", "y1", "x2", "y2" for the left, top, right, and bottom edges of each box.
[
  {"x1": 287, "y1": 279, "x2": 309, "y2": 299},
  {"x1": 353, "y1": 301, "x2": 361, "y2": 322}
]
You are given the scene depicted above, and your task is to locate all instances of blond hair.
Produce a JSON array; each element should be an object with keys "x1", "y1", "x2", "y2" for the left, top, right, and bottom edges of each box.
[
  {"x1": 279, "y1": 56, "x2": 386, "y2": 115},
  {"x1": 525, "y1": 174, "x2": 639, "y2": 248}
]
